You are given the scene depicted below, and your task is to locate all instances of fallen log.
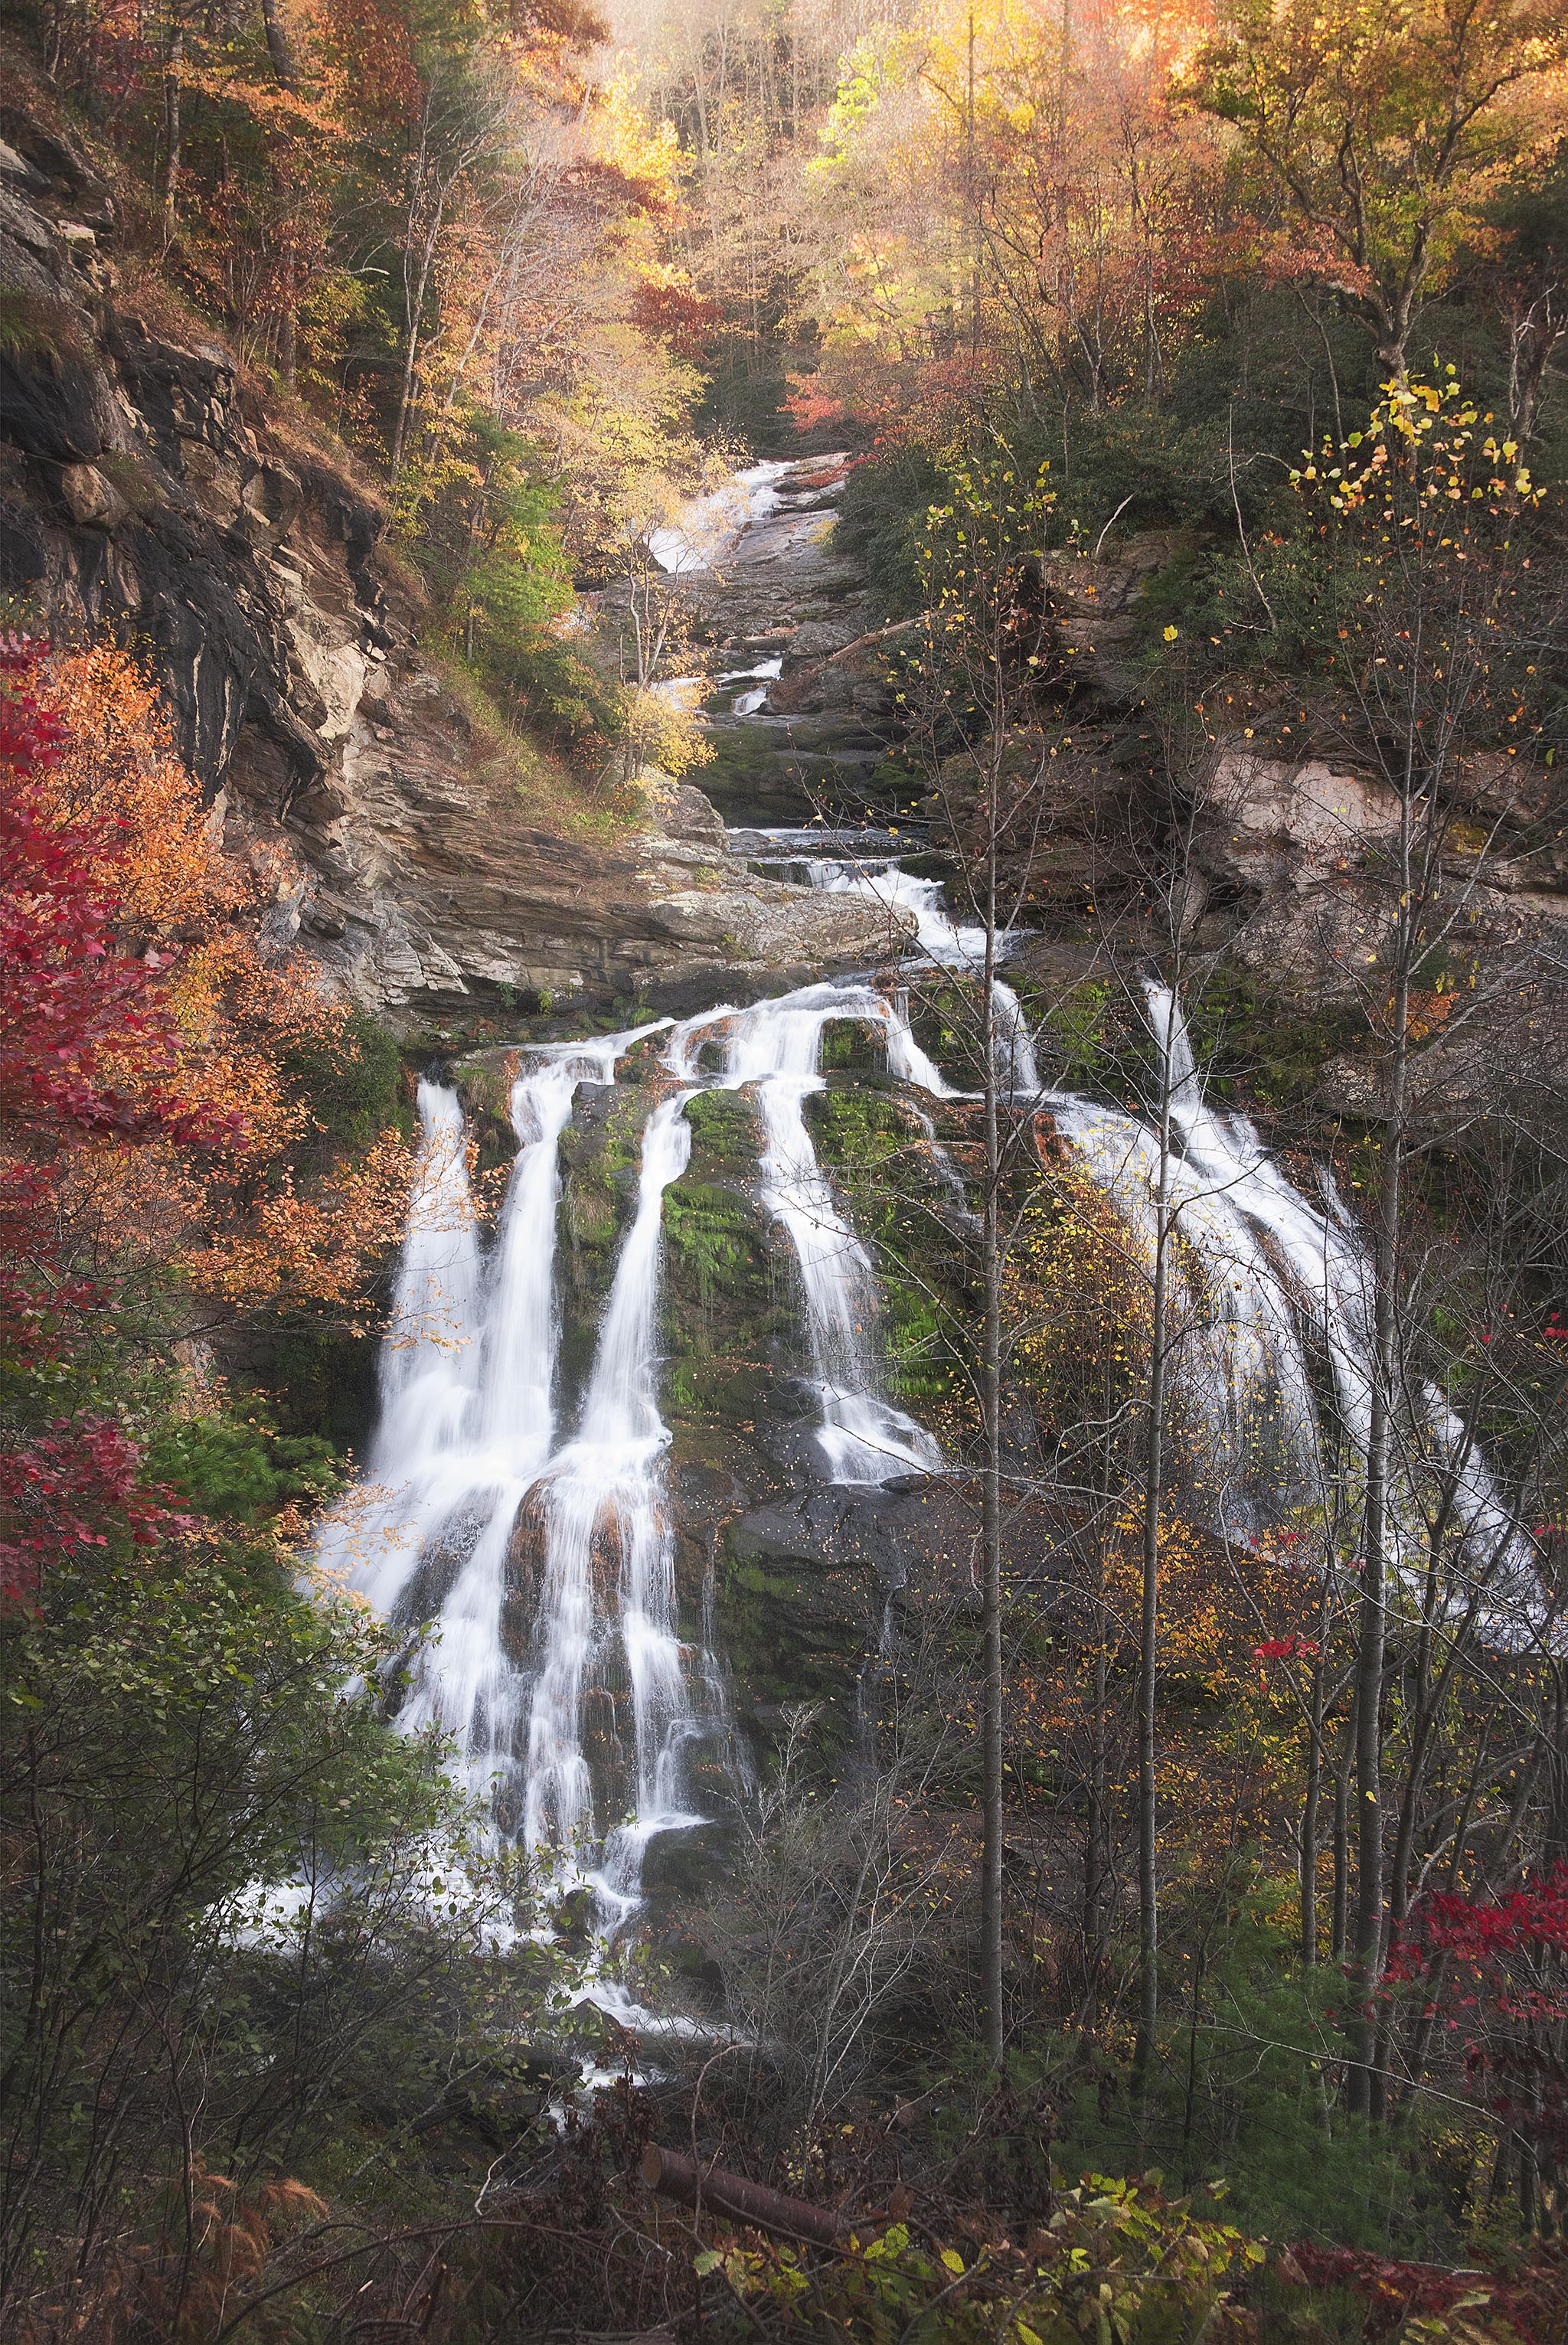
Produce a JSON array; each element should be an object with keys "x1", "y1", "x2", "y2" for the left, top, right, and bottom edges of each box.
[{"x1": 639, "y1": 2144, "x2": 849, "y2": 2249}]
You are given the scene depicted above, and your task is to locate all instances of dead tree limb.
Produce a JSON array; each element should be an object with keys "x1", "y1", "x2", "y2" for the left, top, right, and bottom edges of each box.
[{"x1": 639, "y1": 2144, "x2": 850, "y2": 2248}]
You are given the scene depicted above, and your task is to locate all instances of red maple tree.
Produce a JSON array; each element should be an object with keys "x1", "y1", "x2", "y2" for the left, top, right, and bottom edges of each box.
[{"x1": 0, "y1": 635, "x2": 217, "y2": 1596}]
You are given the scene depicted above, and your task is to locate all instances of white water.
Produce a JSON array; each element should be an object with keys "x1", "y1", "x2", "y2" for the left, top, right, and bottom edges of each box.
[
  {"x1": 1038, "y1": 981, "x2": 1542, "y2": 1638},
  {"x1": 325, "y1": 784, "x2": 1542, "y2": 1954},
  {"x1": 523, "y1": 1089, "x2": 706, "y2": 1919},
  {"x1": 371, "y1": 1079, "x2": 482, "y2": 1511},
  {"x1": 313, "y1": 1024, "x2": 714, "y2": 1858},
  {"x1": 648, "y1": 459, "x2": 791, "y2": 574},
  {"x1": 784, "y1": 834, "x2": 1040, "y2": 1097},
  {"x1": 667, "y1": 983, "x2": 945, "y2": 1484},
  {"x1": 316, "y1": 974, "x2": 949, "y2": 1942}
]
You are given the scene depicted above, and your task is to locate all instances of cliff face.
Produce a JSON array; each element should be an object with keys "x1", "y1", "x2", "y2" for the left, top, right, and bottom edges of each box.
[{"x1": 0, "y1": 94, "x2": 897, "y2": 1025}]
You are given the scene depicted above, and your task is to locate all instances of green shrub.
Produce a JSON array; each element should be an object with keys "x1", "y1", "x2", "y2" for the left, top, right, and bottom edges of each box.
[
  {"x1": 284, "y1": 1008, "x2": 410, "y2": 1152},
  {"x1": 145, "y1": 1406, "x2": 342, "y2": 1523}
]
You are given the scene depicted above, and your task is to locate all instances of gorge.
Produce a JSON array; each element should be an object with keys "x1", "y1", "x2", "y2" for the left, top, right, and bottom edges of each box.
[{"x1": 4, "y1": 3, "x2": 1567, "y2": 2325}]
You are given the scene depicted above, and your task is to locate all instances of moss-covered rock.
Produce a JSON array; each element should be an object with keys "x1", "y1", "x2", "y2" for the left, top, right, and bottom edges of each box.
[
  {"x1": 684, "y1": 1087, "x2": 761, "y2": 1175},
  {"x1": 665, "y1": 1180, "x2": 769, "y2": 1311},
  {"x1": 806, "y1": 1086, "x2": 972, "y2": 1414}
]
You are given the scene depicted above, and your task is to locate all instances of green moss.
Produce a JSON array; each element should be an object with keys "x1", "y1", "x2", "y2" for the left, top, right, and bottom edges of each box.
[
  {"x1": 665, "y1": 1354, "x2": 772, "y2": 1426},
  {"x1": 665, "y1": 1179, "x2": 765, "y2": 1307},
  {"x1": 810, "y1": 1083, "x2": 908, "y2": 1168},
  {"x1": 258, "y1": 1321, "x2": 381, "y2": 1455},
  {"x1": 806, "y1": 1088, "x2": 969, "y2": 1412},
  {"x1": 1040, "y1": 978, "x2": 1114, "y2": 1082},
  {"x1": 684, "y1": 1088, "x2": 760, "y2": 1174},
  {"x1": 1186, "y1": 968, "x2": 1364, "y2": 1111},
  {"x1": 713, "y1": 1531, "x2": 871, "y2": 1724}
]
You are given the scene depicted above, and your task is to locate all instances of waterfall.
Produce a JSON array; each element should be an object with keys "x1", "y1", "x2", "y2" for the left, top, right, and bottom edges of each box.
[
  {"x1": 390, "y1": 1057, "x2": 579, "y2": 1805},
  {"x1": 314, "y1": 1025, "x2": 705, "y2": 1836},
  {"x1": 799, "y1": 844, "x2": 988, "y2": 965},
  {"x1": 522, "y1": 1089, "x2": 707, "y2": 1925},
  {"x1": 648, "y1": 458, "x2": 790, "y2": 573},
  {"x1": 667, "y1": 981, "x2": 944, "y2": 1484},
  {"x1": 790, "y1": 836, "x2": 1041, "y2": 1099},
  {"x1": 1039, "y1": 980, "x2": 1541, "y2": 1638},
  {"x1": 312, "y1": 1079, "x2": 485, "y2": 1634},
  {"x1": 327, "y1": 824, "x2": 1541, "y2": 1942},
  {"x1": 371, "y1": 1079, "x2": 482, "y2": 1507}
]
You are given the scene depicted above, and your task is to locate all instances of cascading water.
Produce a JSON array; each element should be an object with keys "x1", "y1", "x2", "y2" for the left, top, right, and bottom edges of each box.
[
  {"x1": 328, "y1": 792, "x2": 1543, "y2": 1958},
  {"x1": 391, "y1": 1059, "x2": 577, "y2": 1805},
  {"x1": 314, "y1": 1024, "x2": 717, "y2": 1863},
  {"x1": 763, "y1": 831, "x2": 1040, "y2": 1097},
  {"x1": 666, "y1": 984, "x2": 946, "y2": 1484},
  {"x1": 368, "y1": 1078, "x2": 482, "y2": 1550},
  {"x1": 1099, "y1": 983, "x2": 1542, "y2": 1631},
  {"x1": 522, "y1": 1088, "x2": 706, "y2": 1924}
]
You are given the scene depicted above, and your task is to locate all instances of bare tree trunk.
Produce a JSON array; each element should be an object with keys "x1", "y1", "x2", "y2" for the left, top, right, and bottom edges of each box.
[
  {"x1": 391, "y1": 227, "x2": 437, "y2": 477},
  {"x1": 158, "y1": 5, "x2": 184, "y2": 238},
  {"x1": 1331, "y1": 1692, "x2": 1354, "y2": 1965},
  {"x1": 979, "y1": 743, "x2": 1004, "y2": 2067},
  {"x1": 1083, "y1": 1632, "x2": 1108, "y2": 1990},
  {"x1": 1132, "y1": 993, "x2": 1176, "y2": 2095},
  {"x1": 391, "y1": 93, "x2": 448, "y2": 480},
  {"x1": 260, "y1": 0, "x2": 299, "y2": 389},
  {"x1": 1302, "y1": 1653, "x2": 1325, "y2": 1965},
  {"x1": 261, "y1": 0, "x2": 296, "y2": 83},
  {"x1": 1346, "y1": 779, "x2": 1413, "y2": 2121}
]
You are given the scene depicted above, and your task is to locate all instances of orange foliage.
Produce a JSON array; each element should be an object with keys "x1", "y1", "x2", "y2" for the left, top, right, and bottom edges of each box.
[
  {"x1": 38, "y1": 645, "x2": 339, "y2": 1158},
  {"x1": 189, "y1": 1130, "x2": 416, "y2": 1319},
  {"x1": 24, "y1": 644, "x2": 413, "y2": 1324}
]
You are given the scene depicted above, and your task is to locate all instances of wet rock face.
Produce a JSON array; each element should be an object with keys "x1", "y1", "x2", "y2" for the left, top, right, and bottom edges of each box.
[{"x1": 645, "y1": 880, "x2": 916, "y2": 965}]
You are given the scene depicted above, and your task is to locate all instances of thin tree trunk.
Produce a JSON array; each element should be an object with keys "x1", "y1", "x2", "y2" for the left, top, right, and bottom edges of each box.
[
  {"x1": 979, "y1": 743, "x2": 1004, "y2": 2067},
  {"x1": 391, "y1": 99, "x2": 445, "y2": 479},
  {"x1": 1083, "y1": 1633, "x2": 1107, "y2": 1991},
  {"x1": 1302, "y1": 1654, "x2": 1325, "y2": 1965},
  {"x1": 261, "y1": 0, "x2": 299, "y2": 387},
  {"x1": 158, "y1": 7, "x2": 184, "y2": 237},
  {"x1": 391, "y1": 229, "x2": 437, "y2": 477},
  {"x1": 1332, "y1": 1694, "x2": 1354, "y2": 1964},
  {"x1": 1132, "y1": 991, "x2": 1176, "y2": 2093},
  {"x1": 1346, "y1": 775, "x2": 1413, "y2": 2121},
  {"x1": 261, "y1": 0, "x2": 296, "y2": 83}
]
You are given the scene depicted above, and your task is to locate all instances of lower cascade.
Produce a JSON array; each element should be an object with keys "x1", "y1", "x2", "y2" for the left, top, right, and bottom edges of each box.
[{"x1": 320, "y1": 834, "x2": 1544, "y2": 1963}]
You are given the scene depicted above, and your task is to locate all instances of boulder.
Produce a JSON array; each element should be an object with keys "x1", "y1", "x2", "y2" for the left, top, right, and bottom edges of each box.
[
  {"x1": 646, "y1": 880, "x2": 916, "y2": 969},
  {"x1": 1197, "y1": 746, "x2": 1401, "y2": 894},
  {"x1": 57, "y1": 459, "x2": 128, "y2": 530}
]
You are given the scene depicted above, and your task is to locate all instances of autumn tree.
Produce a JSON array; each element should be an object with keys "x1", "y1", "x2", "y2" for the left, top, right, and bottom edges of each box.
[
  {"x1": 1197, "y1": 0, "x2": 1568, "y2": 384},
  {"x1": 1266, "y1": 377, "x2": 1565, "y2": 2113}
]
